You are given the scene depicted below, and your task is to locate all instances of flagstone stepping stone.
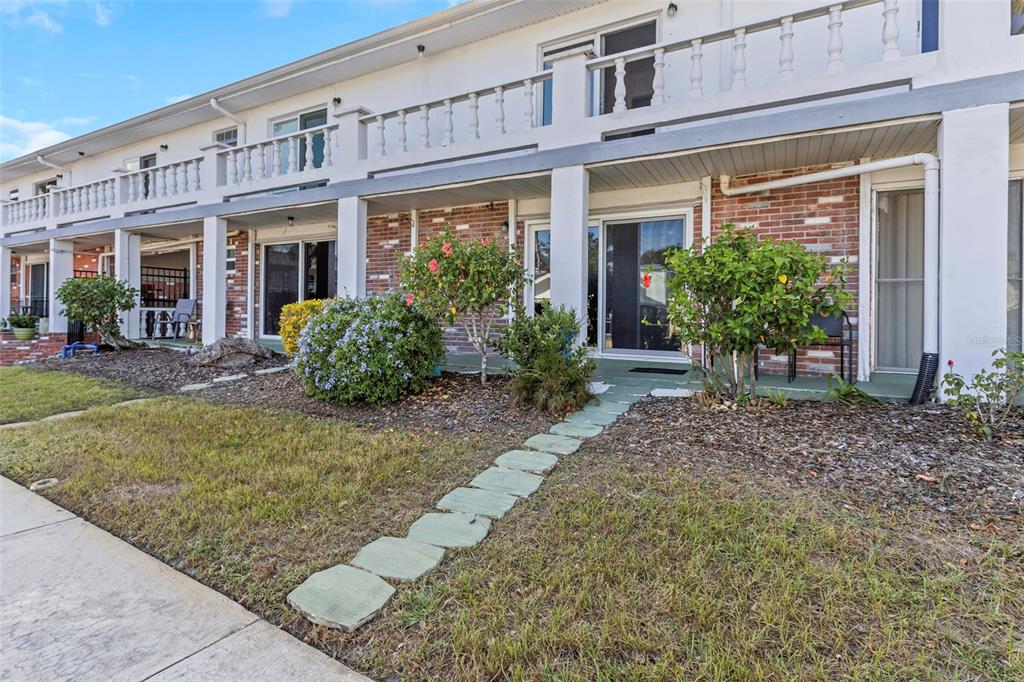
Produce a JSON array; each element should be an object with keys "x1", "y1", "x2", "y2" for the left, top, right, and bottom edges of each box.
[
  {"x1": 255, "y1": 365, "x2": 290, "y2": 375},
  {"x1": 286, "y1": 564, "x2": 394, "y2": 632},
  {"x1": 523, "y1": 433, "x2": 581, "y2": 455},
  {"x1": 565, "y1": 410, "x2": 618, "y2": 426},
  {"x1": 550, "y1": 421, "x2": 603, "y2": 439},
  {"x1": 437, "y1": 487, "x2": 518, "y2": 519},
  {"x1": 408, "y1": 512, "x2": 490, "y2": 548},
  {"x1": 651, "y1": 387, "x2": 694, "y2": 398},
  {"x1": 470, "y1": 467, "x2": 543, "y2": 497},
  {"x1": 494, "y1": 450, "x2": 558, "y2": 474},
  {"x1": 590, "y1": 397, "x2": 636, "y2": 411},
  {"x1": 179, "y1": 382, "x2": 214, "y2": 392},
  {"x1": 212, "y1": 373, "x2": 247, "y2": 383},
  {"x1": 351, "y1": 536, "x2": 444, "y2": 581}
]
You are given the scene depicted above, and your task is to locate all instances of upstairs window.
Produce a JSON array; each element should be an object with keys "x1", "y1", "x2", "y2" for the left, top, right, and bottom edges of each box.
[
  {"x1": 215, "y1": 127, "x2": 238, "y2": 147},
  {"x1": 8, "y1": 188, "x2": 18, "y2": 202},
  {"x1": 124, "y1": 153, "x2": 157, "y2": 172},
  {"x1": 270, "y1": 107, "x2": 328, "y2": 173},
  {"x1": 34, "y1": 178, "x2": 58, "y2": 195},
  {"x1": 226, "y1": 245, "x2": 237, "y2": 275}
]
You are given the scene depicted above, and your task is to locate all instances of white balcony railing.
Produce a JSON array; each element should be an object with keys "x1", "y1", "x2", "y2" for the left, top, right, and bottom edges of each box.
[
  {"x1": 361, "y1": 72, "x2": 552, "y2": 160},
  {"x1": 1, "y1": 0, "x2": 930, "y2": 235},
  {"x1": 589, "y1": 0, "x2": 903, "y2": 117},
  {"x1": 122, "y1": 157, "x2": 204, "y2": 205},
  {"x1": 217, "y1": 123, "x2": 339, "y2": 189}
]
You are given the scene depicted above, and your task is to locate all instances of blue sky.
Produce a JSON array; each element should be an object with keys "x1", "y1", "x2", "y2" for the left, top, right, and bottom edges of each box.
[{"x1": 0, "y1": 0, "x2": 456, "y2": 161}]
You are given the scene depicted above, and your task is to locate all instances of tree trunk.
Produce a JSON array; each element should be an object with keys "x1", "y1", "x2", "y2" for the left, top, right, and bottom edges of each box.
[{"x1": 479, "y1": 349, "x2": 488, "y2": 384}]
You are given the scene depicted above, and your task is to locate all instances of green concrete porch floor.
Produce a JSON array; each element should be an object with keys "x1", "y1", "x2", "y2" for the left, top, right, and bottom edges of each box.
[{"x1": 444, "y1": 353, "x2": 916, "y2": 402}]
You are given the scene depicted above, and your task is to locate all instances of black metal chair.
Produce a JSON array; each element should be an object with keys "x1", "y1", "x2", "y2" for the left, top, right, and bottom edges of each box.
[{"x1": 785, "y1": 311, "x2": 854, "y2": 382}]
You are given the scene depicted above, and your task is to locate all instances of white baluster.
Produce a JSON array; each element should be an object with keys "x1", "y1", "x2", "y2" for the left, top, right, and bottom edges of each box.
[
  {"x1": 613, "y1": 57, "x2": 627, "y2": 113},
  {"x1": 159, "y1": 167, "x2": 170, "y2": 198},
  {"x1": 523, "y1": 79, "x2": 535, "y2": 128},
  {"x1": 881, "y1": 0, "x2": 900, "y2": 61},
  {"x1": 105, "y1": 179, "x2": 115, "y2": 206},
  {"x1": 226, "y1": 151, "x2": 237, "y2": 185},
  {"x1": 89, "y1": 184, "x2": 98, "y2": 210},
  {"x1": 397, "y1": 110, "x2": 408, "y2": 152},
  {"x1": 420, "y1": 105, "x2": 430, "y2": 148},
  {"x1": 186, "y1": 160, "x2": 197, "y2": 191},
  {"x1": 690, "y1": 38, "x2": 704, "y2": 97},
  {"x1": 322, "y1": 129, "x2": 333, "y2": 167},
  {"x1": 442, "y1": 100, "x2": 454, "y2": 146},
  {"x1": 236, "y1": 150, "x2": 248, "y2": 183},
  {"x1": 494, "y1": 86, "x2": 506, "y2": 134},
  {"x1": 305, "y1": 131, "x2": 317, "y2": 170},
  {"x1": 468, "y1": 94, "x2": 480, "y2": 139},
  {"x1": 826, "y1": 5, "x2": 845, "y2": 73},
  {"x1": 253, "y1": 145, "x2": 266, "y2": 179},
  {"x1": 271, "y1": 142, "x2": 281, "y2": 177},
  {"x1": 167, "y1": 165, "x2": 178, "y2": 196},
  {"x1": 652, "y1": 48, "x2": 666, "y2": 106},
  {"x1": 732, "y1": 29, "x2": 747, "y2": 91},
  {"x1": 779, "y1": 17, "x2": 795, "y2": 80},
  {"x1": 287, "y1": 137, "x2": 298, "y2": 174},
  {"x1": 71, "y1": 188, "x2": 80, "y2": 214},
  {"x1": 375, "y1": 116, "x2": 386, "y2": 158}
]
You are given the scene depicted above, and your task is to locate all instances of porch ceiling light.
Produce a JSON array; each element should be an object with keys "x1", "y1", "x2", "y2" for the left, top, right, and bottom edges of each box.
[
  {"x1": 287, "y1": 216, "x2": 295, "y2": 227},
  {"x1": 667, "y1": 2, "x2": 678, "y2": 17}
]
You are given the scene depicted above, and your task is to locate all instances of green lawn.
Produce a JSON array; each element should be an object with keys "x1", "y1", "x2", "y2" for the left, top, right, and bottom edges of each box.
[
  {"x1": 0, "y1": 366, "x2": 138, "y2": 424},
  {"x1": 0, "y1": 397, "x2": 501, "y2": 627},
  {"x1": 349, "y1": 469, "x2": 1023, "y2": 681}
]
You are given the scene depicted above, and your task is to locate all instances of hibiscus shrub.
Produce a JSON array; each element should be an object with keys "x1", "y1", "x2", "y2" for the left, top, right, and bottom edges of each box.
[
  {"x1": 293, "y1": 293, "x2": 445, "y2": 405},
  {"x1": 400, "y1": 227, "x2": 525, "y2": 384}
]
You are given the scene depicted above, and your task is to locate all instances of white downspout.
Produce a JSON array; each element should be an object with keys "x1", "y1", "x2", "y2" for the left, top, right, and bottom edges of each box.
[
  {"x1": 718, "y1": 153, "x2": 940, "y2": 355},
  {"x1": 700, "y1": 175, "x2": 712, "y2": 248},
  {"x1": 36, "y1": 155, "x2": 69, "y2": 186},
  {"x1": 210, "y1": 98, "x2": 246, "y2": 144}
]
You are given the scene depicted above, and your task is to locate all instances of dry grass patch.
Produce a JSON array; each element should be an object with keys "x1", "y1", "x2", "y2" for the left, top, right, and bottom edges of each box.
[{"x1": 0, "y1": 366, "x2": 138, "y2": 424}]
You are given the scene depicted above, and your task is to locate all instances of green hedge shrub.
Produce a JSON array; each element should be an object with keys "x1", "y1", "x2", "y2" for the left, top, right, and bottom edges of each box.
[{"x1": 293, "y1": 293, "x2": 445, "y2": 405}]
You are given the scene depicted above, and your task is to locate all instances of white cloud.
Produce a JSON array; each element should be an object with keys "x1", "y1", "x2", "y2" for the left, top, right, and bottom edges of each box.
[
  {"x1": 94, "y1": 2, "x2": 112, "y2": 26},
  {"x1": 0, "y1": 116, "x2": 72, "y2": 161},
  {"x1": 24, "y1": 9, "x2": 62, "y2": 33},
  {"x1": 58, "y1": 115, "x2": 97, "y2": 126},
  {"x1": 165, "y1": 94, "x2": 193, "y2": 105},
  {"x1": 263, "y1": 0, "x2": 292, "y2": 18}
]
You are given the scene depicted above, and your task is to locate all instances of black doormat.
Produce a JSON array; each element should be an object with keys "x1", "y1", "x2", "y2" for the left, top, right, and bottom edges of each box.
[{"x1": 628, "y1": 367, "x2": 689, "y2": 376}]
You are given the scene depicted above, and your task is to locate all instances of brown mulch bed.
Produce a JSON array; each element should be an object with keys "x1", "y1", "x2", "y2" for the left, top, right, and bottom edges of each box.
[
  {"x1": 201, "y1": 369, "x2": 554, "y2": 438},
  {"x1": 590, "y1": 397, "x2": 1024, "y2": 536},
  {"x1": 38, "y1": 347, "x2": 288, "y2": 392}
]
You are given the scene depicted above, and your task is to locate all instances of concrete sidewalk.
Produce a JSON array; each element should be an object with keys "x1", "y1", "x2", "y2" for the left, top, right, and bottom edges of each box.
[{"x1": 0, "y1": 476, "x2": 368, "y2": 682}]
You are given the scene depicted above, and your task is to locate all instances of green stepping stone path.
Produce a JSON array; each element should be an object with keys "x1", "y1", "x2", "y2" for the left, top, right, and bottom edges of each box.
[
  {"x1": 523, "y1": 433, "x2": 582, "y2": 455},
  {"x1": 408, "y1": 512, "x2": 490, "y2": 548},
  {"x1": 470, "y1": 467, "x2": 543, "y2": 497},
  {"x1": 588, "y1": 399, "x2": 632, "y2": 414},
  {"x1": 286, "y1": 564, "x2": 395, "y2": 632},
  {"x1": 549, "y1": 421, "x2": 603, "y2": 439},
  {"x1": 351, "y1": 536, "x2": 444, "y2": 581},
  {"x1": 565, "y1": 409, "x2": 618, "y2": 426},
  {"x1": 494, "y1": 450, "x2": 558, "y2": 474},
  {"x1": 437, "y1": 487, "x2": 518, "y2": 518}
]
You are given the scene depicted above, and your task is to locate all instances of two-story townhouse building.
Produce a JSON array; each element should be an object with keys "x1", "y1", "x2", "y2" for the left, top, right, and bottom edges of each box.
[{"x1": 1, "y1": 0, "x2": 1022, "y2": 394}]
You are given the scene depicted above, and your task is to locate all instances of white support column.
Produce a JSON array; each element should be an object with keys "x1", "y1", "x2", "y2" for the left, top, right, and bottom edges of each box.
[
  {"x1": 857, "y1": 167, "x2": 873, "y2": 382},
  {"x1": 549, "y1": 47, "x2": 592, "y2": 138},
  {"x1": 113, "y1": 229, "x2": 142, "y2": 339},
  {"x1": 337, "y1": 196, "x2": 367, "y2": 298},
  {"x1": 245, "y1": 234, "x2": 255, "y2": 339},
  {"x1": 938, "y1": 103, "x2": 1010, "y2": 381},
  {"x1": 202, "y1": 217, "x2": 227, "y2": 345},
  {"x1": 0, "y1": 245, "x2": 11, "y2": 320},
  {"x1": 549, "y1": 165, "x2": 589, "y2": 334},
  {"x1": 47, "y1": 239, "x2": 75, "y2": 334}
]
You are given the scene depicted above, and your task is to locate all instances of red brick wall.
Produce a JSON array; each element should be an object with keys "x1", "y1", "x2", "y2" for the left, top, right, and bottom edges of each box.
[
  {"x1": 0, "y1": 333, "x2": 67, "y2": 365},
  {"x1": 366, "y1": 202, "x2": 524, "y2": 352},
  {"x1": 194, "y1": 233, "x2": 252, "y2": 338},
  {"x1": 709, "y1": 165, "x2": 860, "y2": 376}
]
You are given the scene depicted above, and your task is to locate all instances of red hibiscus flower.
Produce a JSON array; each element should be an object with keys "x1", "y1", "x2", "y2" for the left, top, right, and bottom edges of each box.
[
  {"x1": 481, "y1": 237, "x2": 492, "y2": 246},
  {"x1": 428, "y1": 258, "x2": 439, "y2": 273},
  {"x1": 642, "y1": 272, "x2": 652, "y2": 289},
  {"x1": 442, "y1": 242, "x2": 453, "y2": 256},
  {"x1": 404, "y1": 293, "x2": 415, "y2": 307}
]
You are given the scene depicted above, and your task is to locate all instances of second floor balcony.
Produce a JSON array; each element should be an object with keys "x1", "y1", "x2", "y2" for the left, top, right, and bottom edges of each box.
[{"x1": 2, "y1": 0, "x2": 1016, "y2": 235}]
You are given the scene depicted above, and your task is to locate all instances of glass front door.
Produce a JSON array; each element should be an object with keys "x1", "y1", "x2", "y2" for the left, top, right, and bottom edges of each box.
[
  {"x1": 263, "y1": 243, "x2": 300, "y2": 335},
  {"x1": 604, "y1": 218, "x2": 684, "y2": 352},
  {"x1": 530, "y1": 226, "x2": 599, "y2": 344},
  {"x1": 28, "y1": 263, "x2": 48, "y2": 317}
]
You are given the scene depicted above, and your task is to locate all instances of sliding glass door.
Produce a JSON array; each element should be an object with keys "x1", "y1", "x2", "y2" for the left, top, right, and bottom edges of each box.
[
  {"x1": 603, "y1": 218, "x2": 684, "y2": 353},
  {"x1": 263, "y1": 244, "x2": 300, "y2": 336},
  {"x1": 262, "y1": 239, "x2": 338, "y2": 336}
]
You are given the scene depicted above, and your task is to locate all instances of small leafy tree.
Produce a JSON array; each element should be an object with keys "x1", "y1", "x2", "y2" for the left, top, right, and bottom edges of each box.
[
  {"x1": 663, "y1": 225, "x2": 849, "y2": 401},
  {"x1": 56, "y1": 275, "x2": 140, "y2": 350},
  {"x1": 941, "y1": 350, "x2": 1024, "y2": 439},
  {"x1": 400, "y1": 228, "x2": 525, "y2": 384}
]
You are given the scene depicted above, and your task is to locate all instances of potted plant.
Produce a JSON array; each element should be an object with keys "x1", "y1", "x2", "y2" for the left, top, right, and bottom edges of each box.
[{"x1": 6, "y1": 313, "x2": 39, "y2": 341}]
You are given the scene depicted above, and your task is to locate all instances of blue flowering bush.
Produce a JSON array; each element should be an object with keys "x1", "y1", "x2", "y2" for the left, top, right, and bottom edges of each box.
[{"x1": 294, "y1": 293, "x2": 445, "y2": 405}]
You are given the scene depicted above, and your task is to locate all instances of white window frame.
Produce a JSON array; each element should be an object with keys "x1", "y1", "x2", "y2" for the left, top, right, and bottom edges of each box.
[
  {"x1": 225, "y1": 245, "x2": 237, "y2": 275},
  {"x1": 524, "y1": 205, "x2": 692, "y2": 360},
  {"x1": 1009, "y1": 174, "x2": 1024, "y2": 353},
  {"x1": 267, "y1": 105, "x2": 329, "y2": 139},
  {"x1": 213, "y1": 126, "x2": 238, "y2": 147},
  {"x1": 257, "y1": 234, "x2": 336, "y2": 338},
  {"x1": 33, "y1": 178, "x2": 58, "y2": 196}
]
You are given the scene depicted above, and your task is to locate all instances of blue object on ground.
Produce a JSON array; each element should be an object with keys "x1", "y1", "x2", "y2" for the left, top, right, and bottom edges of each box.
[{"x1": 61, "y1": 342, "x2": 100, "y2": 359}]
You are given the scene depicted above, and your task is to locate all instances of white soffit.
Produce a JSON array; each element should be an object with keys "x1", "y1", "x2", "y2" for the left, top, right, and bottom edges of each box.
[{"x1": 588, "y1": 118, "x2": 940, "y2": 192}]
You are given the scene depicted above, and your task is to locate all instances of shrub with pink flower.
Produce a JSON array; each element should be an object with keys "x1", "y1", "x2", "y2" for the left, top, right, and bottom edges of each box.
[{"x1": 400, "y1": 226, "x2": 525, "y2": 383}]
